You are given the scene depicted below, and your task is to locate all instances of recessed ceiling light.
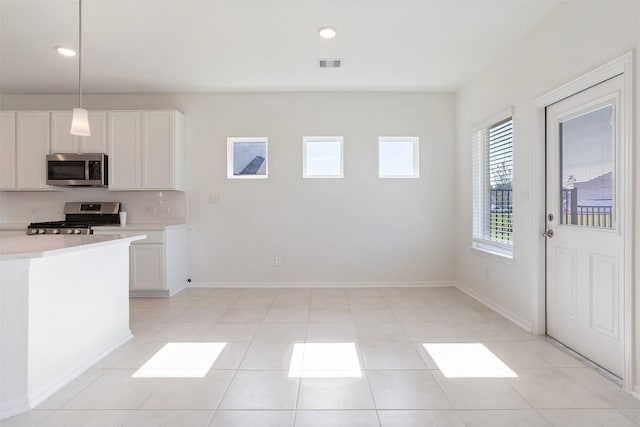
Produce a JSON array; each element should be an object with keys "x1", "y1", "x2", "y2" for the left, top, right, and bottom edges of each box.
[
  {"x1": 56, "y1": 46, "x2": 77, "y2": 57},
  {"x1": 318, "y1": 26, "x2": 337, "y2": 39}
]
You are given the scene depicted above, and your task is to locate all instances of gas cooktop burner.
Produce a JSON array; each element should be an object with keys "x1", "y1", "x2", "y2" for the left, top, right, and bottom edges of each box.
[{"x1": 26, "y1": 202, "x2": 121, "y2": 236}]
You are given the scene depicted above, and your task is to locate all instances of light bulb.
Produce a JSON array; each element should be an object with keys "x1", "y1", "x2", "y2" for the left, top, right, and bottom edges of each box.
[
  {"x1": 56, "y1": 47, "x2": 77, "y2": 57},
  {"x1": 318, "y1": 26, "x2": 337, "y2": 39}
]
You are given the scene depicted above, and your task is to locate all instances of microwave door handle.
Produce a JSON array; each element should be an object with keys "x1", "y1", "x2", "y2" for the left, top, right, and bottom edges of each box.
[{"x1": 85, "y1": 161, "x2": 90, "y2": 180}]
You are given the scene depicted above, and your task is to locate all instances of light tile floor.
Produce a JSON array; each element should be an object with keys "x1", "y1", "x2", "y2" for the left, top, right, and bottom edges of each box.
[{"x1": 3, "y1": 286, "x2": 640, "y2": 427}]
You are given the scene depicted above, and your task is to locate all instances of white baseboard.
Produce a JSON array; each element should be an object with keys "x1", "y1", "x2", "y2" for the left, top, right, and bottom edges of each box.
[
  {"x1": 25, "y1": 331, "x2": 133, "y2": 413},
  {"x1": 188, "y1": 281, "x2": 456, "y2": 289},
  {"x1": 0, "y1": 397, "x2": 30, "y2": 422},
  {"x1": 631, "y1": 386, "x2": 640, "y2": 401},
  {"x1": 188, "y1": 280, "x2": 533, "y2": 333},
  {"x1": 130, "y1": 289, "x2": 170, "y2": 298},
  {"x1": 454, "y1": 281, "x2": 533, "y2": 333}
]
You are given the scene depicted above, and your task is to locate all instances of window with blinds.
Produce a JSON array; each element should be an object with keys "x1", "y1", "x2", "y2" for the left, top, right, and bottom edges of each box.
[{"x1": 472, "y1": 115, "x2": 513, "y2": 256}]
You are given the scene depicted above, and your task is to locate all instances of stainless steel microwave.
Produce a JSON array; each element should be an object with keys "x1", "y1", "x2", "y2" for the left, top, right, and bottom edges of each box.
[{"x1": 46, "y1": 153, "x2": 108, "y2": 187}]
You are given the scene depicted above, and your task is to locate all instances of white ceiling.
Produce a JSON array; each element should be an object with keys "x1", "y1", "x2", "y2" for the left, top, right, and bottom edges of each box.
[{"x1": 0, "y1": 0, "x2": 563, "y2": 94}]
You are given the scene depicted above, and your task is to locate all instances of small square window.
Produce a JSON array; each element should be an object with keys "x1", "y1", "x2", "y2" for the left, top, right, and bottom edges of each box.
[
  {"x1": 227, "y1": 137, "x2": 268, "y2": 179},
  {"x1": 378, "y1": 137, "x2": 419, "y2": 178},
  {"x1": 303, "y1": 136, "x2": 344, "y2": 178}
]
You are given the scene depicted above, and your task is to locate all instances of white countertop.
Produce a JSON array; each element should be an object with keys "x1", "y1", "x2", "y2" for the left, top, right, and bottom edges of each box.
[
  {"x1": 0, "y1": 234, "x2": 146, "y2": 260},
  {"x1": 0, "y1": 223, "x2": 29, "y2": 231},
  {"x1": 0, "y1": 223, "x2": 187, "y2": 232},
  {"x1": 92, "y1": 223, "x2": 187, "y2": 231}
]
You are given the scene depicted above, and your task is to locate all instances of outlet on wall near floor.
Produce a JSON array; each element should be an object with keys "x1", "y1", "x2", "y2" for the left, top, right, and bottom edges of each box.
[{"x1": 274, "y1": 256, "x2": 282, "y2": 266}]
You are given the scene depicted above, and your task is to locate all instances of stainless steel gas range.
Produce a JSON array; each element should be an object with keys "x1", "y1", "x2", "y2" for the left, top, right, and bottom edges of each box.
[{"x1": 27, "y1": 202, "x2": 120, "y2": 235}]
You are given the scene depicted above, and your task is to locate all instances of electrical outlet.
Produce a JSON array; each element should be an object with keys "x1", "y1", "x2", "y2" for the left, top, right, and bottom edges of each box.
[
  {"x1": 145, "y1": 207, "x2": 155, "y2": 214},
  {"x1": 274, "y1": 256, "x2": 282, "y2": 266},
  {"x1": 159, "y1": 207, "x2": 170, "y2": 214},
  {"x1": 209, "y1": 194, "x2": 222, "y2": 204}
]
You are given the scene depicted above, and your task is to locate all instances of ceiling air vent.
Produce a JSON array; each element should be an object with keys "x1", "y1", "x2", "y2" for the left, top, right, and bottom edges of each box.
[{"x1": 318, "y1": 58, "x2": 342, "y2": 68}]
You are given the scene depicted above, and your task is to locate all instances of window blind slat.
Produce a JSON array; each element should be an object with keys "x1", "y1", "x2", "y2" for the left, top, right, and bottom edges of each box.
[{"x1": 472, "y1": 116, "x2": 513, "y2": 252}]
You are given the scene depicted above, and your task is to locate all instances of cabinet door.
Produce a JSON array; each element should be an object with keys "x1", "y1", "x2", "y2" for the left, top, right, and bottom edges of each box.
[
  {"x1": 51, "y1": 112, "x2": 77, "y2": 153},
  {"x1": 130, "y1": 245, "x2": 165, "y2": 290},
  {"x1": 0, "y1": 112, "x2": 16, "y2": 189},
  {"x1": 52, "y1": 111, "x2": 108, "y2": 154},
  {"x1": 108, "y1": 112, "x2": 141, "y2": 190},
  {"x1": 16, "y1": 112, "x2": 50, "y2": 189},
  {"x1": 142, "y1": 111, "x2": 174, "y2": 189},
  {"x1": 81, "y1": 112, "x2": 108, "y2": 153}
]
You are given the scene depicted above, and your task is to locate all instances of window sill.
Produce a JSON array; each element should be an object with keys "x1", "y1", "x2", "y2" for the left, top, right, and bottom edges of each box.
[{"x1": 470, "y1": 242, "x2": 515, "y2": 264}]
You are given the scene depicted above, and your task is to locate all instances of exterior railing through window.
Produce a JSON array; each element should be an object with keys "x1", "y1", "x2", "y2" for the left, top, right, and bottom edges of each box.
[
  {"x1": 561, "y1": 188, "x2": 613, "y2": 228},
  {"x1": 490, "y1": 188, "x2": 512, "y2": 243}
]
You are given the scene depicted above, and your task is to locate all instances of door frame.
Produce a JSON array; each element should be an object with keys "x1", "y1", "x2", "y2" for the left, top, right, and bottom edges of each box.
[{"x1": 532, "y1": 51, "x2": 634, "y2": 392}]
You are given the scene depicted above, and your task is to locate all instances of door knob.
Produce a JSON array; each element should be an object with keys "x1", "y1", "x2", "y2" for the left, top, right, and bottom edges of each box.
[{"x1": 542, "y1": 229, "x2": 554, "y2": 238}]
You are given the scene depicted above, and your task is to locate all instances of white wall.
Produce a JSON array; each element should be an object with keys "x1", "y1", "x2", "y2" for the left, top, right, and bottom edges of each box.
[
  {"x1": 454, "y1": 0, "x2": 639, "y2": 382},
  {"x1": 1, "y1": 92, "x2": 456, "y2": 286}
]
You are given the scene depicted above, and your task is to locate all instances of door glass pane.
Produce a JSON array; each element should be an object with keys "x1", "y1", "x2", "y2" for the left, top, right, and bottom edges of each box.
[{"x1": 559, "y1": 105, "x2": 614, "y2": 228}]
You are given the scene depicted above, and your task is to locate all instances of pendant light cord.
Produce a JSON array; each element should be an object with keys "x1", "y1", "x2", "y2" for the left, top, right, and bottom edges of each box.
[{"x1": 78, "y1": 0, "x2": 83, "y2": 109}]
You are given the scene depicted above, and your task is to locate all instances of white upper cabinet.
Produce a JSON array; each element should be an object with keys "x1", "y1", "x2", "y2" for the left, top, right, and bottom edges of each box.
[
  {"x1": 51, "y1": 111, "x2": 108, "y2": 154},
  {"x1": 82, "y1": 112, "x2": 108, "y2": 153},
  {"x1": 0, "y1": 112, "x2": 16, "y2": 190},
  {"x1": 142, "y1": 111, "x2": 185, "y2": 190},
  {"x1": 0, "y1": 109, "x2": 183, "y2": 192},
  {"x1": 109, "y1": 110, "x2": 184, "y2": 191},
  {"x1": 108, "y1": 111, "x2": 142, "y2": 190},
  {"x1": 50, "y1": 112, "x2": 75, "y2": 153},
  {"x1": 16, "y1": 112, "x2": 50, "y2": 190}
]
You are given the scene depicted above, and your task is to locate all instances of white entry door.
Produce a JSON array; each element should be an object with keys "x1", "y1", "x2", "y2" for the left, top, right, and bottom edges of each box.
[{"x1": 545, "y1": 75, "x2": 625, "y2": 377}]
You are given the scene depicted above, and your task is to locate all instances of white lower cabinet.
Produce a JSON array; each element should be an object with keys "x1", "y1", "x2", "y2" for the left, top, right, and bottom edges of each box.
[
  {"x1": 93, "y1": 224, "x2": 188, "y2": 297},
  {"x1": 130, "y1": 245, "x2": 165, "y2": 291}
]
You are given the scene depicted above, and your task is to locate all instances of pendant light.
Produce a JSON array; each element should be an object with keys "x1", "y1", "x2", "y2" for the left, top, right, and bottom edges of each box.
[{"x1": 70, "y1": 0, "x2": 90, "y2": 136}]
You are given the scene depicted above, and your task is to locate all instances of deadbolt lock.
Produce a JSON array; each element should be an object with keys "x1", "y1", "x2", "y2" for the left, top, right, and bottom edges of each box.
[{"x1": 547, "y1": 213, "x2": 554, "y2": 221}]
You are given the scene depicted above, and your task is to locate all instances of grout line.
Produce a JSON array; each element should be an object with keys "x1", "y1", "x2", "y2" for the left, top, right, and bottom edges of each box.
[
  {"x1": 18, "y1": 287, "x2": 627, "y2": 425},
  {"x1": 546, "y1": 336, "x2": 622, "y2": 385}
]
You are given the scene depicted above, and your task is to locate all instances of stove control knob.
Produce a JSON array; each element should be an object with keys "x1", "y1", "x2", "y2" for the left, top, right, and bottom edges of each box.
[
  {"x1": 52, "y1": 229, "x2": 60, "y2": 234},
  {"x1": 38, "y1": 229, "x2": 46, "y2": 234},
  {"x1": 66, "y1": 229, "x2": 74, "y2": 234},
  {"x1": 73, "y1": 229, "x2": 81, "y2": 234}
]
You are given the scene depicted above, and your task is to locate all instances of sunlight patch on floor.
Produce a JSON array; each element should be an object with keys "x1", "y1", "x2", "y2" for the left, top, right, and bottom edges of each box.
[
  {"x1": 132, "y1": 342, "x2": 226, "y2": 378},
  {"x1": 423, "y1": 343, "x2": 517, "y2": 378},
  {"x1": 288, "y1": 343, "x2": 362, "y2": 378}
]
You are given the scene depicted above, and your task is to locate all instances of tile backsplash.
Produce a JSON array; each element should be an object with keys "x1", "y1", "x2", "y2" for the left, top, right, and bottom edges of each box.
[{"x1": 0, "y1": 189, "x2": 186, "y2": 224}]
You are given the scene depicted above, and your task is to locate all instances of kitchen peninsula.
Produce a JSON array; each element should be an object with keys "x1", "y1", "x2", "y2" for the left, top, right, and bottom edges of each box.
[{"x1": 0, "y1": 234, "x2": 144, "y2": 419}]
